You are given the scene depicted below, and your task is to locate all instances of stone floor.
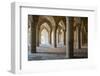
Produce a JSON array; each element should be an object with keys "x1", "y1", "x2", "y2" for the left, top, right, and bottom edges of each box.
[
  {"x1": 28, "y1": 48, "x2": 88, "y2": 61},
  {"x1": 73, "y1": 48, "x2": 88, "y2": 58},
  {"x1": 28, "y1": 52, "x2": 66, "y2": 61}
]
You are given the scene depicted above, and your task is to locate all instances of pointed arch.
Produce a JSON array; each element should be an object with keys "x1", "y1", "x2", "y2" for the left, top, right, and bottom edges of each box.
[
  {"x1": 40, "y1": 28, "x2": 49, "y2": 45},
  {"x1": 56, "y1": 20, "x2": 66, "y2": 47},
  {"x1": 36, "y1": 16, "x2": 56, "y2": 47}
]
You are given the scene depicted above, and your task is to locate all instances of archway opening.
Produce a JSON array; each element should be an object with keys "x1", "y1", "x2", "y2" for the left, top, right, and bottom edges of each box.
[
  {"x1": 39, "y1": 22, "x2": 51, "y2": 47},
  {"x1": 41, "y1": 28, "x2": 49, "y2": 45}
]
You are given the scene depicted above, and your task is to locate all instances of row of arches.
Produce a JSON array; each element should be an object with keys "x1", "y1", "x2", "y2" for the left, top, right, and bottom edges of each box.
[
  {"x1": 36, "y1": 16, "x2": 66, "y2": 48},
  {"x1": 73, "y1": 17, "x2": 88, "y2": 49}
]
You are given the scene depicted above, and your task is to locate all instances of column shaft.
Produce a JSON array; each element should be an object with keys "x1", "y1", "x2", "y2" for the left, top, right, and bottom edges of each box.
[
  {"x1": 66, "y1": 17, "x2": 74, "y2": 58},
  {"x1": 31, "y1": 18, "x2": 36, "y2": 53}
]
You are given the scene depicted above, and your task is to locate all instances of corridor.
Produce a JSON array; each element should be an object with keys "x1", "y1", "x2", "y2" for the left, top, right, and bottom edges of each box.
[{"x1": 28, "y1": 15, "x2": 88, "y2": 60}]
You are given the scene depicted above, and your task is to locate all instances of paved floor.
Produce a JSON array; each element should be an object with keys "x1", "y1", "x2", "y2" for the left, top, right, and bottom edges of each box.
[
  {"x1": 28, "y1": 48, "x2": 88, "y2": 61},
  {"x1": 73, "y1": 48, "x2": 88, "y2": 58},
  {"x1": 28, "y1": 53, "x2": 66, "y2": 61}
]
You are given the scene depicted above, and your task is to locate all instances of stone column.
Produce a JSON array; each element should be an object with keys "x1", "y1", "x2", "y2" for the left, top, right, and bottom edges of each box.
[
  {"x1": 56, "y1": 30, "x2": 59, "y2": 47},
  {"x1": 36, "y1": 25, "x2": 39, "y2": 47},
  {"x1": 76, "y1": 18, "x2": 81, "y2": 49},
  {"x1": 49, "y1": 32, "x2": 52, "y2": 44},
  {"x1": 64, "y1": 30, "x2": 66, "y2": 45},
  {"x1": 54, "y1": 30, "x2": 57, "y2": 47},
  {"x1": 77, "y1": 24, "x2": 81, "y2": 49},
  {"x1": 66, "y1": 17, "x2": 74, "y2": 58},
  {"x1": 31, "y1": 17, "x2": 36, "y2": 53},
  {"x1": 28, "y1": 16, "x2": 32, "y2": 54},
  {"x1": 51, "y1": 28, "x2": 56, "y2": 48}
]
